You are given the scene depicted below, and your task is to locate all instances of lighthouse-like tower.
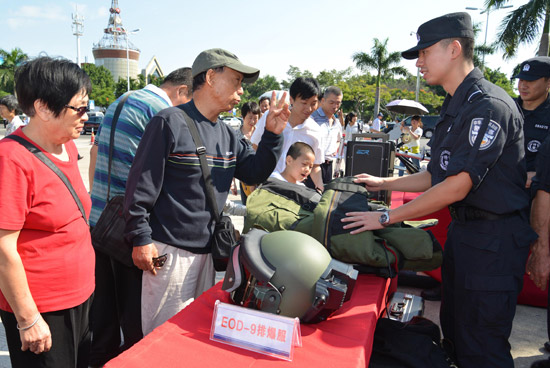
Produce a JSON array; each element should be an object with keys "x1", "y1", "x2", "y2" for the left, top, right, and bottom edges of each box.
[{"x1": 92, "y1": 1, "x2": 140, "y2": 83}]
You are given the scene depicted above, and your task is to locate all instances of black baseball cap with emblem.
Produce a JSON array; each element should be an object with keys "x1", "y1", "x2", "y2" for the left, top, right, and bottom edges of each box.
[
  {"x1": 192, "y1": 48, "x2": 260, "y2": 83},
  {"x1": 513, "y1": 57, "x2": 550, "y2": 81},
  {"x1": 402, "y1": 12, "x2": 475, "y2": 60}
]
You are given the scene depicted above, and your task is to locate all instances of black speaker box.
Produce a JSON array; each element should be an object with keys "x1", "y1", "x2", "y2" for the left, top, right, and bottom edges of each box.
[{"x1": 345, "y1": 140, "x2": 395, "y2": 204}]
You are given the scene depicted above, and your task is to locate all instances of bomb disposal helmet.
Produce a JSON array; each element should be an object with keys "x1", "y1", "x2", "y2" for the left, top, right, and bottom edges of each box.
[{"x1": 222, "y1": 229, "x2": 358, "y2": 323}]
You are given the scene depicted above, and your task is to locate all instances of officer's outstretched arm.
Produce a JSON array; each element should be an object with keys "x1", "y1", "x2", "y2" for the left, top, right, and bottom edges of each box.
[
  {"x1": 354, "y1": 170, "x2": 432, "y2": 193},
  {"x1": 344, "y1": 172, "x2": 471, "y2": 233}
]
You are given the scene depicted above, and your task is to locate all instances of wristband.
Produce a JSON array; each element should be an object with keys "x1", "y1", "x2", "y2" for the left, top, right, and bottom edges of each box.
[{"x1": 17, "y1": 313, "x2": 40, "y2": 331}]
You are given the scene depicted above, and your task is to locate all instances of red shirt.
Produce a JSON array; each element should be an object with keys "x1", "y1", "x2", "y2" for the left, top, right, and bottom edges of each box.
[{"x1": 0, "y1": 129, "x2": 94, "y2": 313}]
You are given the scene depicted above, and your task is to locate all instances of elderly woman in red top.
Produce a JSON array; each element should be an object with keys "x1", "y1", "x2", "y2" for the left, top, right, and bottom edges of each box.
[{"x1": 0, "y1": 57, "x2": 95, "y2": 368}]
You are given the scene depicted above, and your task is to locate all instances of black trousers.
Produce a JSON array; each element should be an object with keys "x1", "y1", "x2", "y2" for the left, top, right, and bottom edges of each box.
[
  {"x1": 320, "y1": 161, "x2": 334, "y2": 184},
  {"x1": 89, "y1": 250, "x2": 142, "y2": 366},
  {"x1": 1, "y1": 296, "x2": 93, "y2": 368},
  {"x1": 440, "y1": 214, "x2": 535, "y2": 368}
]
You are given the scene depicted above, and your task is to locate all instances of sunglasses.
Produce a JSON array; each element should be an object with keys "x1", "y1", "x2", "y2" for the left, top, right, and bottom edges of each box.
[
  {"x1": 153, "y1": 254, "x2": 168, "y2": 268},
  {"x1": 64, "y1": 104, "x2": 90, "y2": 116}
]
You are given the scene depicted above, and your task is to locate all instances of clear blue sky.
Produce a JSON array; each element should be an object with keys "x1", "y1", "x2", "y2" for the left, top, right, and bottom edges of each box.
[{"x1": 3, "y1": 0, "x2": 535, "y2": 84}]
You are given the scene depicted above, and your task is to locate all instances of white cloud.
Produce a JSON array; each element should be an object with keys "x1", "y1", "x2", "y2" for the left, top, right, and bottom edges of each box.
[
  {"x1": 5, "y1": 4, "x2": 68, "y2": 29},
  {"x1": 18, "y1": 5, "x2": 67, "y2": 21},
  {"x1": 68, "y1": 3, "x2": 109, "y2": 20}
]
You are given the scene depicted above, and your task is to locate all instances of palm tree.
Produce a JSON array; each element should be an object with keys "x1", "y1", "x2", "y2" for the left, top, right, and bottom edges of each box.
[
  {"x1": 486, "y1": 0, "x2": 550, "y2": 58},
  {"x1": 352, "y1": 38, "x2": 407, "y2": 116},
  {"x1": 0, "y1": 48, "x2": 29, "y2": 94},
  {"x1": 472, "y1": 22, "x2": 496, "y2": 70}
]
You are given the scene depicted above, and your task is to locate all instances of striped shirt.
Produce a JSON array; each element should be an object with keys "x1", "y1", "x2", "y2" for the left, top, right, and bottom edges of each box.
[{"x1": 89, "y1": 85, "x2": 171, "y2": 226}]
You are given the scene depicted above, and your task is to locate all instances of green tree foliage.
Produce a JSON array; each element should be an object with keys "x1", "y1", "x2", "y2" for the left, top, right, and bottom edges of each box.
[
  {"x1": 472, "y1": 21, "x2": 496, "y2": 70},
  {"x1": 0, "y1": 48, "x2": 29, "y2": 94},
  {"x1": 114, "y1": 76, "x2": 142, "y2": 98},
  {"x1": 484, "y1": 67, "x2": 517, "y2": 96},
  {"x1": 81, "y1": 64, "x2": 116, "y2": 107},
  {"x1": 338, "y1": 74, "x2": 445, "y2": 121},
  {"x1": 486, "y1": 0, "x2": 550, "y2": 58},
  {"x1": 244, "y1": 75, "x2": 281, "y2": 100},
  {"x1": 337, "y1": 75, "x2": 376, "y2": 118},
  {"x1": 281, "y1": 65, "x2": 314, "y2": 89},
  {"x1": 148, "y1": 74, "x2": 164, "y2": 87},
  {"x1": 352, "y1": 38, "x2": 408, "y2": 116},
  {"x1": 236, "y1": 75, "x2": 281, "y2": 112},
  {"x1": 316, "y1": 68, "x2": 353, "y2": 90}
]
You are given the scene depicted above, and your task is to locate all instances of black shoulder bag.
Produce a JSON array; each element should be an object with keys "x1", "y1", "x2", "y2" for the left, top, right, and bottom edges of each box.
[
  {"x1": 5, "y1": 135, "x2": 88, "y2": 225},
  {"x1": 90, "y1": 92, "x2": 135, "y2": 268},
  {"x1": 178, "y1": 108, "x2": 238, "y2": 272}
]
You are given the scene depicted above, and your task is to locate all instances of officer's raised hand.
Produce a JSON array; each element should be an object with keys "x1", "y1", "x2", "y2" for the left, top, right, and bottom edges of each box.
[{"x1": 265, "y1": 91, "x2": 290, "y2": 135}]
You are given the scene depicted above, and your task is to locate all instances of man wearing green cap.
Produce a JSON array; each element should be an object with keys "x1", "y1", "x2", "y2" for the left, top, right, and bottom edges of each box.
[
  {"x1": 342, "y1": 12, "x2": 536, "y2": 368},
  {"x1": 124, "y1": 48, "x2": 289, "y2": 335}
]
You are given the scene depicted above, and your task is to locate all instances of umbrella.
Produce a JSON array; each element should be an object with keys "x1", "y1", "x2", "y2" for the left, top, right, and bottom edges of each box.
[{"x1": 385, "y1": 99, "x2": 429, "y2": 115}]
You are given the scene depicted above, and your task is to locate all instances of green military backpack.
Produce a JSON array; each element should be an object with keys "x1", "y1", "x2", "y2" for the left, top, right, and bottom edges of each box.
[
  {"x1": 310, "y1": 177, "x2": 442, "y2": 277},
  {"x1": 244, "y1": 177, "x2": 442, "y2": 277},
  {"x1": 243, "y1": 178, "x2": 319, "y2": 235}
]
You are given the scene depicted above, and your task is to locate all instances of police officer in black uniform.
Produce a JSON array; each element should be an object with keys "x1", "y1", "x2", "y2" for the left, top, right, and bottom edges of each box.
[
  {"x1": 514, "y1": 57, "x2": 550, "y2": 188},
  {"x1": 342, "y1": 12, "x2": 538, "y2": 368}
]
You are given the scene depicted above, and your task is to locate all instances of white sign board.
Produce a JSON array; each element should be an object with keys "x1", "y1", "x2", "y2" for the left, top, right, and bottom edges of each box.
[{"x1": 210, "y1": 300, "x2": 301, "y2": 361}]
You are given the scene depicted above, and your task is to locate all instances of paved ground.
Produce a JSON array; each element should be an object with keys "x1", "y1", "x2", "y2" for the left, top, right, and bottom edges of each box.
[{"x1": 0, "y1": 130, "x2": 546, "y2": 367}]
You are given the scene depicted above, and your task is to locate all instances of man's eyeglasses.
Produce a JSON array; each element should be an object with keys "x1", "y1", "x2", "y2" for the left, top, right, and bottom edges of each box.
[
  {"x1": 64, "y1": 104, "x2": 90, "y2": 115},
  {"x1": 153, "y1": 254, "x2": 168, "y2": 268}
]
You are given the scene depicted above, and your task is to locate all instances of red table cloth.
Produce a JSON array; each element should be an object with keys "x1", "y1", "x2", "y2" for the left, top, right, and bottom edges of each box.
[{"x1": 106, "y1": 274, "x2": 394, "y2": 367}]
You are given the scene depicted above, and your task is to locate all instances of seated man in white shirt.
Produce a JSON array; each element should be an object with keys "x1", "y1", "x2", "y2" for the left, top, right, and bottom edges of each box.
[
  {"x1": 270, "y1": 142, "x2": 315, "y2": 185},
  {"x1": 251, "y1": 77, "x2": 324, "y2": 190}
]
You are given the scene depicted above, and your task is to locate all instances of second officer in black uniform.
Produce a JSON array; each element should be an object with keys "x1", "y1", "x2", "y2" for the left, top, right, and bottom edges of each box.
[
  {"x1": 514, "y1": 56, "x2": 550, "y2": 188},
  {"x1": 342, "y1": 12, "x2": 538, "y2": 368}
]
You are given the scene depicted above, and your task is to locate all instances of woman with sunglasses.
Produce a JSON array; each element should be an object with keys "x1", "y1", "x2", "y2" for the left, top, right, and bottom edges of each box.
[{"x1": 0, "y1": 57, "x2": 95, "y2": 368}]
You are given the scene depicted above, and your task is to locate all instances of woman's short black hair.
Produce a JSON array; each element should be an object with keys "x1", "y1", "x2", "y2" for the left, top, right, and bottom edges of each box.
[
  {"x1": 289, "y1": 77, "x2": 320, "y2": 101},
  {"x1": 15, "y1": 56, "x2": 92, "y2": 117},
  {"x1": 241, "y1": 101, "x2": 260, "y2": 118}
]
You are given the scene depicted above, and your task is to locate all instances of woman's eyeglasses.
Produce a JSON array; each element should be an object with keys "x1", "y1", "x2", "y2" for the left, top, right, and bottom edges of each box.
[{"x1": 64, "y1": 104, "x2": 90, "y2": 116}]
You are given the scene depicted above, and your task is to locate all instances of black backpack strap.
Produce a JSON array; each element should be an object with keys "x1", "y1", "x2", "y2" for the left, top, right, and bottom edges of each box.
[
  {"x1": 5, "y1": 135, "x2": 88, "y2": 225},
  {"x1": 176, "y1": 107, "x2": 221, "y2": 223}
]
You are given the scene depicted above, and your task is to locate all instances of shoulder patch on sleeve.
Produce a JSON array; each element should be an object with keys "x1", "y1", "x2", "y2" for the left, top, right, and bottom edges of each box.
[{"x1": 469, "y1": 118, "x2": 501, "y2": 150}]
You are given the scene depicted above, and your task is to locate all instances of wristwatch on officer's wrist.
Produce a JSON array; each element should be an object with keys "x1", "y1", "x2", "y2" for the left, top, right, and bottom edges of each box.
[{"x1": 378, "y1": 210, "x2": 391, "y2": 227}]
